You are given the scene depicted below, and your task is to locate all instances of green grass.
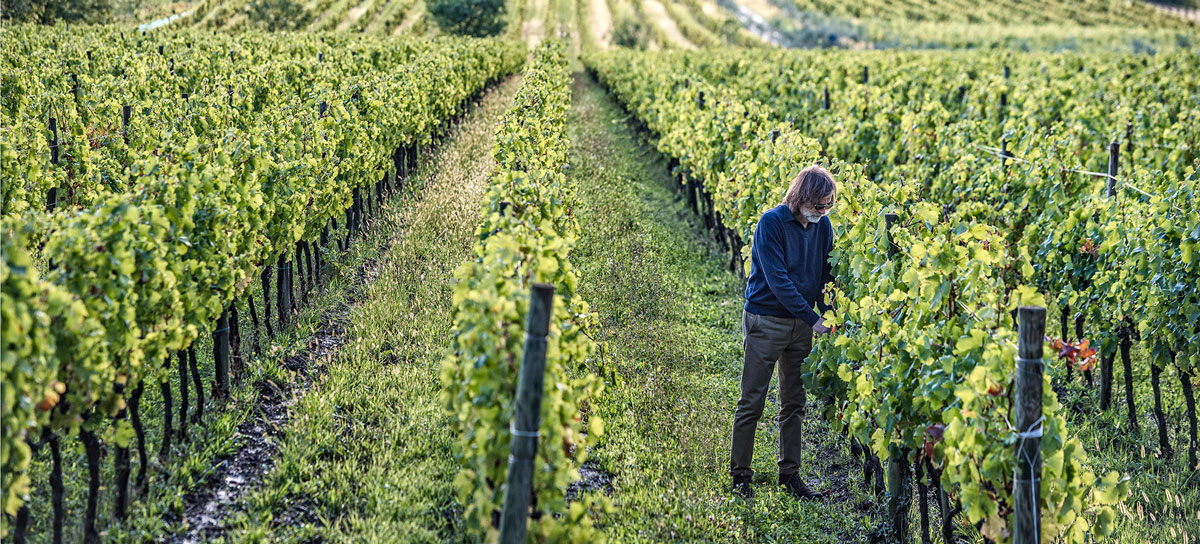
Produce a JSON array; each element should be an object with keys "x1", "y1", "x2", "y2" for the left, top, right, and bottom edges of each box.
[
  {"x1": 18, "y1": 195, "x2": 366, "y2": 543},
  {"x1": 566, "y1": 71, "x2": 879, "y2": 543},
  {"x1": 224, "y1": 75, "x2": 523, "y2": 542},
  {"x1": 1044, "y1": 309, "x2": 1200, "y2": 543},
  {"x1": 13, "y1": 78, "x2": 519, "y2": 544}
]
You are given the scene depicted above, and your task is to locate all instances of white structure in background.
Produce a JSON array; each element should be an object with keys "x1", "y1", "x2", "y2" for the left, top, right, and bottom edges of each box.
[{"x1": 138, "y1": 10, "x2": 195, "y2": 32}]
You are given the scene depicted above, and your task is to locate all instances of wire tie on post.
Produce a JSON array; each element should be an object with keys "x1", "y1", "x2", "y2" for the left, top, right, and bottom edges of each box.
[
  {"x1": 510, "y1": 425, "x2": 540, "y2": 439},
  {"x1": 1013, "y1": 416, "x2": 1044, "y2": 440},
  {"x1": 1014, "y1": 414, "x2": 1044, "y2": 544}
]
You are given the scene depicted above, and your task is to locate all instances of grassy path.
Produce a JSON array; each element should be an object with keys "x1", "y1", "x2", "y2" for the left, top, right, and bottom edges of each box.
[
  {"x1": 567, "y1": 73, "x2": 877, "y2": 542},
  {"x1": 222, "y1": 76, "x2": 522, "y2": 542}
]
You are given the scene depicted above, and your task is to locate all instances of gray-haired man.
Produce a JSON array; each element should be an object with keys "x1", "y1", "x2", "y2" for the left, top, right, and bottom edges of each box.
[{"x1": 731, "y1": 165, "x2": 836, "y2": 500}]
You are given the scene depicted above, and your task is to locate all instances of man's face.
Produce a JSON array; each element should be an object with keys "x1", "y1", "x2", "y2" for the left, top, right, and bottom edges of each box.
[{"x1": 800, "y1": 195, "x2": 835, "y2": 223}]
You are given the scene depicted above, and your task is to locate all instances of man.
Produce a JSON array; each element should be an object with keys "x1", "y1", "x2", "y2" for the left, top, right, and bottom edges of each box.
[{"x1": 730, "y1": 165, "x2": 836, "y2": 500}]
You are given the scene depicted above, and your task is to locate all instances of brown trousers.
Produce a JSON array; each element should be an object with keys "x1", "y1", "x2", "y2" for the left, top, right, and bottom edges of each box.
[{"x1": 730, "y1": 310, "x2": 813, "y2": 478}]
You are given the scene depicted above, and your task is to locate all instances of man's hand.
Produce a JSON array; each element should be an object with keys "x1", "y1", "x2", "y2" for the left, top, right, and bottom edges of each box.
[{"x1": 813, "y1": 318, "x2": 832, "y2": 335}]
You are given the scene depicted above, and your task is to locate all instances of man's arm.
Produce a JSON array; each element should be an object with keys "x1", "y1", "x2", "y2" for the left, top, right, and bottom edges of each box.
[
  {"x1": 755, "y1": 216, "x2": 821, "y2": 326},
  {"x1": 817, "y1": 226, "x2": 835, "y2": 316}
]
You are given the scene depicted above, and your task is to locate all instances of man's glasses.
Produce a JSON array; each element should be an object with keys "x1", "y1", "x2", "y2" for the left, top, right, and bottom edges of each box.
[{"x1": 811, "y1": 200, "x2": 836, "y2": 211}]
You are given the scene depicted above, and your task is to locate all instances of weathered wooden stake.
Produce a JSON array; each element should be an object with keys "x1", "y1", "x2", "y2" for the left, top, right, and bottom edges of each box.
[
  {"x1": 214, "y1": 306, "x2": 231, "y2": 398},
  {"x1": 114, "y1": 403, "x2": 131, "y2": 519},
  {"x1": 189, "y1": 346, "x2": 203, "y2": 421},
  {"x1": 886, "y1": 445, "x2": 912, "y2": 543},
  {"x1": 1013, "y1": 306, "x2": 1045, "y2": 544},
  {"x1": 177, "y1": 350, "x2": 189, "y2": 438},
  {"x1": 916, "y1": 459, "x2": 931, "y2": 544},
  {"x1": 230, "y1": 301, "x2": 242, "y2": 374},
  {"x1": 1000, "y1": 138, "x2": 1009, "y2": 174},
  {"x1": 276, "y1": 256, "x2": 291, "y2": 327},
  {"x1": 81, "y1": 429, "x2": 101, "y2": 544},
  {"x1": 884, "y1": 213, "x2": 899, "y2": 258},
  {"x1": 882, "y1": 211, "x2": 909, "y2": 540},
  {"x1": 247, "y1": 294, "x2": 262, "y2": 355},
  {"x1": 498, "y1": 284, "x2": 555, "y2": 544},
  {"x1": 159, "y1": 362, "x2": 174, "y2": 460},
  {"x1": 130, "y1": 382, "x2": 148, "y2": 493},
  {"x1": 1106, "y1": 141, "x2": 1119, "y2": 197},
  {"x1": 47, "y1": 117, "x2": 59, "y2": 210},
  {"x1": 261, "y1": 265, "x2": 275, "y2": 337},
  {"x1": 1125, "y1": 122, "x2": 1134, "y2": 158},
  {"x1": 46, "y1": 429, "x2": 64, "y2": 544},
  {"x1": 121, "y1": 105, "x2": 132, "y2": 145}
]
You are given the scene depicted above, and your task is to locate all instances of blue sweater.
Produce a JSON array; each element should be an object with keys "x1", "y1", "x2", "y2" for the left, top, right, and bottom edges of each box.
[{"x1": 744, "y1": 204, "x2": 834, "y2": 325}]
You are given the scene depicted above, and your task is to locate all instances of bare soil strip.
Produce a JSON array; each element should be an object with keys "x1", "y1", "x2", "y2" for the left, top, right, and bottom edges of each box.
[
  {"x1": 642, "y1": 0, "x2": 696, "y2": 48},
  {"x1": 522, "y1": 0, "x2": 548, "y2": 46},
  {"x1": 590, "y1": 0, "x2": 613, "y2": 47},
  {"x1": 393, "y1": 0, "x2": 423, "y2": 35},
  {"x1": 165, "y1": 76, "x2": 523, "y2": 542},
  {"x1": 336, "y1": 0, "x2": 375, "y2": 31}
]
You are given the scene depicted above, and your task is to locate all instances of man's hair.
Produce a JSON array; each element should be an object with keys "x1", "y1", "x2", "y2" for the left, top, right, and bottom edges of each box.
[{"x1": 783, "y1": 165, "x2": 836, "y2": 217}]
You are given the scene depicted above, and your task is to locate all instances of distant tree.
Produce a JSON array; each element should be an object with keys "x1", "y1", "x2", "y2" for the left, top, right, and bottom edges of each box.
[
  {"x1": 611, "y1": 14, "x2": 648, "y2": 49},
  {"x1": 427, "y1": 0, "x2": 506, "y2": 37},
  {"x1": 248, "y1": 0, "x2": 308, "y2": 30},
  {"x1": 3, "y1": 0, "x2": 114, "y2": 23}
]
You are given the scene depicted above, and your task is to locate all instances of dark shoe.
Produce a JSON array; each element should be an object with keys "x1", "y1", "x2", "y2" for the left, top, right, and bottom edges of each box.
[
  {"x1": 732, "y1": 474, "x2": 754, "y2": 499},
  {"x1": 779, "y1": 472, "x2": 826, "y2": 500}
]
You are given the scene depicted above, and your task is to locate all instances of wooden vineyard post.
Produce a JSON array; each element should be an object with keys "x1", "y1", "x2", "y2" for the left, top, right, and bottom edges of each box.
[
  {"x1": 1106, "y1": 141, "x2": 1119, "y2": 197},
  {"x1": 1013, "y1": 306, "x2": 1045, "y2": 544},
  {"x1": 214, "y1": 306, "x2": 231, "y2": 398},
  {"x1": 159, "y1": 358, "x2": 174, "y2": 460},
  {"x1": 886, "y1": 443, "x2": 912, "y2": 543},
  {"x1": 261, "y1": 264, "x2": 275, "y2": 337},
  {"x1": 177, "y1": 350, "x2": 189, "y2": 437},
  {"x1": 1125, "y1": 121, "x2": 1134, "y2": 158},
  {"x1": 881, "y1": 212, "x2": 911, "y2": 540},
  {"x1": 121, "y1": 105, "x2": 132, "y2": 145},
  {"x1": 1000, "y1": 138, "x2": 1008, "y2": 174},
  {"x1": 47, "y1": 117, "x2": 59, "y2": 211},
  {"x1": 295, "y1": 242, "x2": 306, "y2": 306},
  {"x1": 884, "y1": 213, "x2": 899, "y2": 258},
  {"x1": 823, "y1": 86, "x2": 830, "y2": 110},
  {"x1": 499, "y1": 283, "x2": 555, "y2": 544},
  {"x1": 130, "y1": 382, "x2": 148, "y2": 494},
  {"x1": 392, "y1": 146, "x2": 404, "y2": 193},
  {"x1": 188, "y1": 346, "x2": 203, "y2": 421},
  {"x1": 1100, "y1": 142, "x2": 1119, "y2": 411},
  {"x1": 45, "y1": 429, "x2": 64, "y2": 544},
  {"x1": 277, "y1": 255, "x2": 291, "y2": 327},
  {"x1": 80, "y1": 429, "x2": 102, "y2": 544}
]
